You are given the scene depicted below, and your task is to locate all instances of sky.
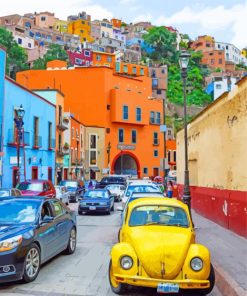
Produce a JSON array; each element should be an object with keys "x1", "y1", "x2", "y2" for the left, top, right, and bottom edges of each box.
[{"x1": 1, "y1": 0, "x2": 247, "y2": 48}]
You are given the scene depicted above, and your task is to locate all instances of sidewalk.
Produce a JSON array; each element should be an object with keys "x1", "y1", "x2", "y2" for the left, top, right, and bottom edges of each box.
[{"x1": 193, "y1": 210, "x2": 247, "y2": 296}]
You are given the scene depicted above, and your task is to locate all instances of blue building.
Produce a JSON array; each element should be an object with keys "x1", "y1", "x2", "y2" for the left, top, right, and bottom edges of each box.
[{"x1": 0, "y1": 47, "x2": 56, "y2": 188}]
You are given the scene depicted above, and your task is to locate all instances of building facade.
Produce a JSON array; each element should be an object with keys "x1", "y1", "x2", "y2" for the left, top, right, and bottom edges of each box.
[
  {"x1": 176, "y1": 76, "x2": 247, "y2": 238},
  {"x1": 0, "y1": 48, "x2": 56, "y2": 188},
  {"x1": 215, "y1": 42, "x2": 247, "y2": 66},
  {"x1": 17, "y1": 64, "x2": 165, "y2": 179}
]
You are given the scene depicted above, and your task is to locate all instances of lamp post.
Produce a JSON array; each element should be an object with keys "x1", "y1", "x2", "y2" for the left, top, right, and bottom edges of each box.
[
  {"x1": 120, "y1": 149, "x2": 123, "y2": 175},
  {"x1": 14, "y1": 104, "x2": 25, "y2": 185},
  {"x1": 76, "y1": 137, "x2": 79, "y2": 179},
  {"x1": 179, "y1": 50, "x2": 192, "y2": 219},
  {"x1": 106, "y1": 142, "x2": 111, "y2": 175}
]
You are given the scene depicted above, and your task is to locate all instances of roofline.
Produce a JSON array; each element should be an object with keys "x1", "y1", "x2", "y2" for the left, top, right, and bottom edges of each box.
[
  {"x1": 5, "y1": 76, "x2": 56, "y2": 108},
  {"x1": 93, "y1": 51, "x2": 115, "y2": 56},
  {"x1": 31, "y1": 88, "x2": 65, "y2": 97},
  {"x1": 235, "y1": 75, "x2": 247, "y2": 86}
]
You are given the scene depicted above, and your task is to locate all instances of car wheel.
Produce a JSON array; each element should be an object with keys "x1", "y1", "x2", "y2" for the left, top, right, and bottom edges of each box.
[
  {"x1": 22, "y1": 243, "x2": 41, "y2": 283},
  {"x1": 78, "y1": 210, "x2": 83, "y2": 215},
  {"x1": 198, "y1": 264, "x2": 215, "y2": 295},
  {"x1": 64, "y1": 227, "x2": 77, "y2": 255},
  {"x1": 109, "y1": 260, "x2": 127, "y2": 294}
]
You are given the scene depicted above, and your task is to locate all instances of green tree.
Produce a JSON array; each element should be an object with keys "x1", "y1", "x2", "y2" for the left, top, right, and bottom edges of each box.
[
  {"x1": 32, "y1": 44, "x2": 68, "y2": 69},
  {"x1": 0, "y1": 26, "x2": 28, "y2": 77},
  {"x1": 143, "y1": 27, "x2": 178, "y2": 64}
]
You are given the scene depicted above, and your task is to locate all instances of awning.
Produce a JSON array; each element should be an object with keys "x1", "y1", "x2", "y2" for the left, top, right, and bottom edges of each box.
[{"x1": 90, "y1": 167, "x2": 100, "y2": 172}]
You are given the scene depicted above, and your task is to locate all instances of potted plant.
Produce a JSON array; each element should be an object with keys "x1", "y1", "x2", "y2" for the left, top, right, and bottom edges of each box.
[
  {"x1": 63, "y1": 142, "x2": 69, "y2": 150},
  {"x1": 63, "y1": 116, "x2": 69, "y2": 123}
]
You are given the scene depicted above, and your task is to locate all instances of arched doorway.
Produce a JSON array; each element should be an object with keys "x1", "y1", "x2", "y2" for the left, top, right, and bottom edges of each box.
[{"x1": 111, "y1": 151, "x2": 141, "y2": 178}]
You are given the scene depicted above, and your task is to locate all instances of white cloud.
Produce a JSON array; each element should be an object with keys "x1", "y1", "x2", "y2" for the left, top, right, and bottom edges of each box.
[
  {"x1": 133, "y1": 13, "x2": 152, "y2": 24},
  {"x1": 153, "y1": 2, "x2": 247, "y2": 48}
]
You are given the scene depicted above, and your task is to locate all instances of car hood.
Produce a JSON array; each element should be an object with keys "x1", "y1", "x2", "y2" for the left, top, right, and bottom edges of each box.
[
  {"x1": 20, "y1": 190, "x2": 41, "y2": 196},
  {"x1": 128, "y1": 226, "x2": 192, "y2": 279},
  {"x1": 0, "y1": 224, "x2": 34, "y2": 241}
]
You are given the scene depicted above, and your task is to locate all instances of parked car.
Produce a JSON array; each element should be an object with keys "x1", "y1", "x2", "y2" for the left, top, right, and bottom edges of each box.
[
  {"x1": 59, "y1": 180, "x2": 84, "y2": 202},
  {"x1": 55, "y1": 186, "x2": 69, "y2": 205},
  {"x1": 0, "y1": 188, "x2": 22, "y2": 197},
  {"x1": 122, "y1": 182, "x2": 162, "y2": 207},
  {"x1": 105, "y1": 184, "x2": 125, "y2": 202},
  {"x1": 110, "y1": 198, "x2": 215, "y2": 295},
  {"x1": 0, "y1": 197, "x2": 76, "y2": 284},
  {"x1": 17, "y1": 180, "x2": 56, "y2": 198},
  {"x1": 97, "y1": 176, "x2": 127, "y2": 189},
  {"x1": 78, "y1": 189, "x2": 114, "y2": 215}
]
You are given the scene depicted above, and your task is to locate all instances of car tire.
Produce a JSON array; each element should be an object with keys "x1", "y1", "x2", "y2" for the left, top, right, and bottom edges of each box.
[
  {"x1": 22, "y1": 243, "x2": 41, "y2": 283},
  {"x1": 198, "y1": 264, "x2": 215, "y2": 295},
  {"x1": 64, "y1": 227, "x2": 77, "y2": 255},
  {"x1": 109, "y1": 260, "x2": 128, "y2": 294}
]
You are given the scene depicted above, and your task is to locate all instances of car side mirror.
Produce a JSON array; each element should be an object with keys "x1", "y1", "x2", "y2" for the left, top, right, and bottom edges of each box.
[
  {"x1": 117, "y1": 206, "x2": 124, "y2": 212},
  {"x1": 40, "y1": 216, "x2": 54, "y2": 225}
]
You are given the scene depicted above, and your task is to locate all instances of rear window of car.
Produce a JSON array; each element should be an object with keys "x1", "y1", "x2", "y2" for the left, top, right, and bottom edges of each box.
[
  {"x1": 17, "y1": 182, "x2": 43, "y2": 192},
  {"x1": 60, "y1": 181, "x2": 78, "y2": 188},
  {"x1": 101, "y1": 177, "x2": 125, "y2": 183},
  {"x1": 126, "y1": 185, "x2": 161, "y2": 197}
]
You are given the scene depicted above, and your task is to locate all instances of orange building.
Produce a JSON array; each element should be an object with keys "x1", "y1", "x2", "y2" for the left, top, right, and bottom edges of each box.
[
  {"x1": 111, "y1": 18, "x2": 122, "y2": 28},
  {"x1": 92, "y1": 51, "x2": 115, "y2": 68},
  {"x1": 17, "y1": 65, "x2": 164, "y2": 179}
]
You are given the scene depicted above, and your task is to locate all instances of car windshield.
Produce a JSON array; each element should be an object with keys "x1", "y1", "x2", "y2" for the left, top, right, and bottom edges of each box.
[
  {"x1": 126, "y1": 185, "x2": 160, "y2": 197},
  {"x1": 106, "y1": 185, "x2": 119, "y2": 190},
  {"x1": 101, "y1": 177, "x2": 125, "y2": 183},
  {"x1": 17, "y1": 183, "x2": 43, "y2": 192},
  {"x1": 0, "y1": 200, "x2": 40, "y2": 224},
  {"x1": 129, "y1": 205, "x2": 189, "y2": 228},
  {"x1": 60, "y1": 181, "x2": 77, "y2": 188},
  {"x1": 0, "y1": 190, "x2": 10, "y2": 197},
  {"x1": 84, "y1": 190, "x2": 108, "y2": 198}
]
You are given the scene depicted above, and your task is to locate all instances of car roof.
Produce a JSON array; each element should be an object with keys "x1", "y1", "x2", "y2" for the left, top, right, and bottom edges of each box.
[
  {"x1": 19, "y1": 180, "x2": 49, "y2": 184},
  {"x1": 127, "y1": 181, "x2": 156, "y2": 185},
  {"x1": 127, "y1": 197, "x2": 189, "y2": 211}
]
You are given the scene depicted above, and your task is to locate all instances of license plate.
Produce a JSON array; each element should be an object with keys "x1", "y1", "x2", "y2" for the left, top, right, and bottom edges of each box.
[
  {"x1": 89, "y1": 206, "x2": 96, "y2": 210},
  {"x1": 157, "y1": 283, "x2": 179, "y2": 294}
]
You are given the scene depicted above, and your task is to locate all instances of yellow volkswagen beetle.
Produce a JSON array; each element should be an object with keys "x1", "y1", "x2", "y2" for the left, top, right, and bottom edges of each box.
[{"x1": 109, "y1": 198, "x2": 215, "y2": 295}]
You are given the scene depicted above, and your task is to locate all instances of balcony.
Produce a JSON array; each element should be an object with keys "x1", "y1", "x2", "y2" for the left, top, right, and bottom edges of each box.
[
  {"x1": 71, "y1": 159, "x2": 83, "y2": 166},
  {"x1": 33, "y1": 135, "x2": 42, "y2": 149},
  {"x1": 7, "y1": 129, "x2": 30, "y2": 147},
  {"x1": 57, "y1": 147, "x2": 70, "y2": 157},
  {"x1": 57, "y1": 117, "x2": 69, "y2": 131}
]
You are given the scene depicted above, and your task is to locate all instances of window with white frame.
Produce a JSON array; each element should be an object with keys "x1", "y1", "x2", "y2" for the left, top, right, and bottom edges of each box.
[{"x1": 89, "y1": 134, "x2": 97, "y2": 166}]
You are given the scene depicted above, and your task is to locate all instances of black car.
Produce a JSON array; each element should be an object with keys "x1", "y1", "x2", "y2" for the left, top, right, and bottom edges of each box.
[
  {"x1": 59, "y1": 180, "x2": 84, "y2": 202},
  {"x1": 96, "y1": 176, "x2": 127, "y2": 189},
  {"x1": 78, "y1": 189, "x2": 115, "y2": 215},
  {"x1": 0, "y1": 197, "x2": 77, "y2": 284}
]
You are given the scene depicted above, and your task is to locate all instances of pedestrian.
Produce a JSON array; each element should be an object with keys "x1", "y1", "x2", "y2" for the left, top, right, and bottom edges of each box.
[{"x1": 167, "y1": 181, "x2": 173, "y2": 198}]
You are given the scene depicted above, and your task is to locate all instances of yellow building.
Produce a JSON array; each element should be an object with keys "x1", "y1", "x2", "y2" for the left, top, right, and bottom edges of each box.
[
  {"x1": 68, "y1": 19, "x2": 93, "y2": 43},
  {"x1": 53, "y1": 20, "x2": 68, "y2": 33},
  {"x1": 176, "y1": 76, "x2": 247, "y2": 238},
  {"x1": 241, "y1": 48, "x2": 247, "y2": 58}
]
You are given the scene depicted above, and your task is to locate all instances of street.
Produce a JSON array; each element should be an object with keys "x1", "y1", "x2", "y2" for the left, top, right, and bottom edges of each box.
[{"x1": 0, "y1": 202, "x2": 222, "y2": 296}]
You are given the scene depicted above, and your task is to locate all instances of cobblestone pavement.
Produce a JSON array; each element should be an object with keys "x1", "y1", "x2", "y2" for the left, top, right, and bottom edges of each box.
[{"x1": 0, "y1": 202, "x2": 222, "y2": 296}]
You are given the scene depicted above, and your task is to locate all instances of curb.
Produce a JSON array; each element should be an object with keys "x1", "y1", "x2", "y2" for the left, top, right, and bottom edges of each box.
[{"x1": 214, "y1": 262, "x2": 247, "y2": 296}]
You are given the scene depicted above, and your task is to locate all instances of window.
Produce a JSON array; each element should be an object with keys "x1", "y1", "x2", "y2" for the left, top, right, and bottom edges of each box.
[
  {"x1": 50, "y1": 200, "x2": 64, "y2": 217},
  {"x1": 123, "y1": 65, "x2": 128, "y2": 73},
  {"x1": 81, "y1": 134, "x2": 83, "y2": 148},
  {"x1": 81, "y1": 21, "x2": 85, "y2": 24},
  {"x1": 140, "y1": 68, "x2": 144, "y2": 75},
  {"x1": 206, "y1": 43, "x2": 210, "y2": 47},
  {"x1": 28, "y1": 42, "x2": 32, "y2": 48},
  {"x1": 226, "y1": 45, "x2": 228, "y2": 50},
  {"x1": 152, "y1": 78, "x2": 158, "y2": 89},
  {"x1": 123, "y1": 105, "x2": 128, "y2": 120},
  {"x1": 218, "y1": 44, "x2": 220, "y2": 49},
  {"x1": 174, "y1": 151, "x2": 176, "y2": 162},
  {"x1": 84, "y1": 50, "x2": 90, "y2": 57},
  {"x1": 90, "y1": 151, "x2": 97, "y2": 165},
  {"x1": 72, "y1": 127, "x2": 74, "y2": 139},
  {"x1": 48, "y1": 122, "x2": 52, "y2": 148},
  {"x1": 168, "y1": 151, "x2": 171, "y2": 162},
  {"x1": 132, "y1": 67, "x2": 137, "y2": 74},
  {"x1": 107, "y1": 56, "x2": 112, "y2": 62},
  {"x1": 153, "y1": 132, "x2": 159, "y2": 145},
  {"x1": 34, "y1": 117, "x2": 39, "y2": 147},
  {"x1": 143, "y1": 167, "x2": 148, "y2": 174},
  {"x1": 118, "y1": 129, "x2": 124, "y2": 143},
  {"x1": 216, "y1": 84, "x2": 222, "y2": 89},
  {"x1": 131, "y1": 130, "x2": 137, "y2": 144},
  {"x1": 154, "y1": 150, "x2": 158, "y2": 157},
  {"x1": 17, "y1": 38, "x2": 22, "y2": 45},
  {"x1": 157, "y1": 89, "x2": 162, "y2": 95},
  {"x1": 107, "y1": 104, "x2": 110, "y2": 110},
  {"x1": 136, "y1": 107, "x2": 141, "y2": 122},
  {"x1": 211, "y1": 59, "x2": 214, "y2": 65},
  {"x1": 80, "y1": 29, "x2": 84, "y2": 33},
  {"x1": 219, "y1": 58, "x2": 222, "y2": 64},
  {"x1": 96, "y1": 55, "x2": 101, "y2": 61},
  {"x1": 156, "y1": 112, "x2": 161, "y2": 124},
  {"x1": 90, "y1": 134, "x2": 96, "y2": 149},
  {"x1": 58, "y1": 134, "x2": 62, "y2": 151},
  {"x1": 25, "y1": 21, "x2": 31, "y2": 28},
  {"x1": 161, "y1": 69, "x2": 166, "y2": 74},
  {"x1": 41, "y1": 16, "x2": 46, "y2": 21},
  {"x1": 150, "y1": 111, "x2": 155, "y2": 124}
]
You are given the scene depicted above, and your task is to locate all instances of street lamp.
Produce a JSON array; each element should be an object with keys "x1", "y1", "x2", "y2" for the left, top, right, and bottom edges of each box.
[
  {"x1": 106, "y1": 142, "x2": 111, "y2": 175},
  {"x1": 14, "y1": 104, "x2": 25, "y2": 185},
  {"x1": 179, "y1": 50, "x2": 192, "y2": 218},
  {"x1": 76, "y1": 137, "x2": 79, "y2": 179}
]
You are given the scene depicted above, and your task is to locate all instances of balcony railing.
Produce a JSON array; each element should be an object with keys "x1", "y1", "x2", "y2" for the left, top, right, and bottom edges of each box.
[
  {"x1": 71, "y1": 158, "x2": 83, "y2": 166},
  {"x1": 150, "y1": 118, "x2": 161, "y2": 125},
  {"x1": 33, "y1": 135, "x2": 42, "y2": 148},
  {"x1": 8, "y1": 129, "x2": 30, "y2": 146}
]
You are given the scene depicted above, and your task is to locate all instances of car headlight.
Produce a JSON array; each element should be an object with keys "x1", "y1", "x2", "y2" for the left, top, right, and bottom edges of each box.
[
  {"x1": 190, "y1": 257, "x2": 203, "y2": 271},
  {"x1": 0, "y1": 235, "x2": 23, "y2": 252},
  {"x1": 100, "y1": 202, "x2": 107, "y2": 206},
  {"x1": 120, "y1": 256, "x2": 133, "y2": 270}
]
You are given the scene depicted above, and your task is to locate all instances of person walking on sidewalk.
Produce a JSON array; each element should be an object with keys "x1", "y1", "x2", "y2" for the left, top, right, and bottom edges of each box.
[{"x1": 167, "y1": 181, "x2": 174, "y2": 198}]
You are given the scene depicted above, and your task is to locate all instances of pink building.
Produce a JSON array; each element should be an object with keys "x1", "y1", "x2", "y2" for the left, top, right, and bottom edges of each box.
[{"x1": 67, "y1": 49, "x2": 93, "y2": 66}]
